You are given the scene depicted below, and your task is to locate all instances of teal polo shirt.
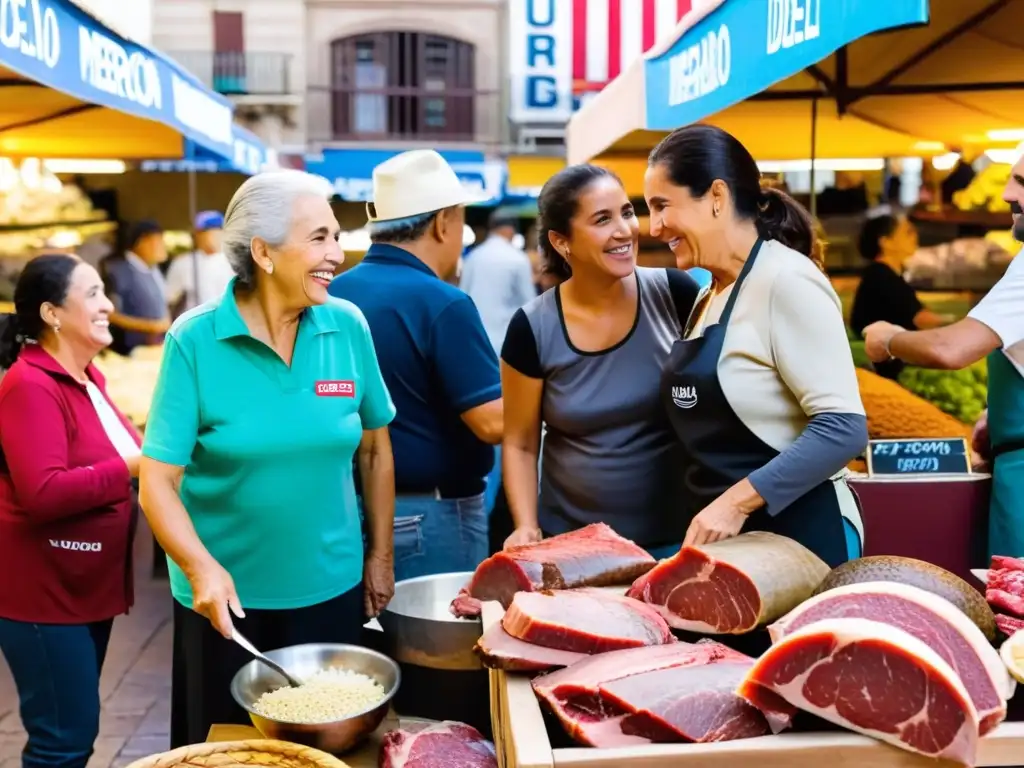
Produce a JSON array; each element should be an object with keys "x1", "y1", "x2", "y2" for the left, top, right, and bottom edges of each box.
[{"x1": 142, "y1": 280, "x2": 396, "y2": 610}]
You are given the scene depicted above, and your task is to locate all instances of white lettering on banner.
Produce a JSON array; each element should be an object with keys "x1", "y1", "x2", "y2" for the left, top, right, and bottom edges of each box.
[
  {"x1": 171, "y1": 73, "x2": 233, "y2": 147},
  {"x1": 234, "y1": 140, "x2": 263, "y2": 174},
  {"x1": 668, "y1": 24, "x2": 730, "y2": 107},
  {"x1": 49, "y1": 539, "x2": 103, "y2": 552},
  {"x1": 0, "y1": 0, "x2": 60, "y2": 68},
  {"x1": 79, "y1": 26, "x2": 161, "y2": 109},
  {"x1": 766, "y1": 0, "x2": 821, "y2": 55},
  {"x1": 508, "y1": 0, "x2": 572, "y2": 123}
]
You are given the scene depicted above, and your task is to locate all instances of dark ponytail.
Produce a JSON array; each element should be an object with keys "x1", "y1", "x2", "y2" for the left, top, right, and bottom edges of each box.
[
  {"x1": 0, "y1": 253, "x2": 80, "y2": 369},
  {"x1": 649, "y1": 125, "x2": 821, "y2": 268},
  {"x1": 536, "y1": 164, "x2": 621, "y2": 281}
]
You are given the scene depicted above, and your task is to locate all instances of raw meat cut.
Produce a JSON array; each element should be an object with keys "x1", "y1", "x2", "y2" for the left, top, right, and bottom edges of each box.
[
  {"x1": 475, "y1": 619, "x2": 588, "y2": 671},
  {"x1": 996, "y1": 614, "x2": 1024, "y2": 637},
  {"x1": 992, "y1": 555, "x2": 1024, "y2": 572},
  {"x1": 450, "y1": 524, "x2": 655, "y2": 619},
  {"x1": 378, "y1": 720, "x2": 497, "y2": 768},
  {"x1": 626, "y1": 532, "x2": 829, "y2": 634},
  {"x1": 769, "y1": 581, "x2": 1012, "y2": 735},
  {"x1": 532, "y1": 641, "x2": 796, "y2": 747},
  {"x1": 739, "y1": 617, "x2": 979, "y2": 766},
  {"x1": 814, "y1": 554, "x2": 997, "y2": 641},
  {"x1": 987, "y1": 565, "x2": 1024, "y2": 617},
  {"x1": 502, "y1": 588, "x2": 674, "y2": 653}
]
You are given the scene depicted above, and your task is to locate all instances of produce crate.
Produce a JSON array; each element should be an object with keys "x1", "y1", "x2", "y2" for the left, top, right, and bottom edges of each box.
[{"x1": 483, "y1": 603, "x2": 1024, "y2": 768}]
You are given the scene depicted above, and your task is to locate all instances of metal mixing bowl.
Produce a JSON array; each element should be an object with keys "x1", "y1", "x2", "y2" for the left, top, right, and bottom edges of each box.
[
  {"x1": 230, "y1": 643, "x2": 401, "y2": 754},
  {"x1": 377, "y1": 571, "x2": 483, "y2": 671}
]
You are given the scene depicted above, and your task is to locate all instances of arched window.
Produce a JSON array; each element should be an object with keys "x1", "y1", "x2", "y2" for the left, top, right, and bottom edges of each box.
[{"x1": 330, "y1": 32, "x2": 475, "y2": 140}]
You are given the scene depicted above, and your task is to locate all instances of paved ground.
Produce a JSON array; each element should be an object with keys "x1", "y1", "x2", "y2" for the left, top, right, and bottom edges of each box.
[{"x1": 0, "y1": 521, "x2": 174, "y2": 768}]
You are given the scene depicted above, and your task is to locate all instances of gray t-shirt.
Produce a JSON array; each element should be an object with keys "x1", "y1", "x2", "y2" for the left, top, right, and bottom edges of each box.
[{"x1": 501, "y1": 267, "x2": 700, "y2": 547}]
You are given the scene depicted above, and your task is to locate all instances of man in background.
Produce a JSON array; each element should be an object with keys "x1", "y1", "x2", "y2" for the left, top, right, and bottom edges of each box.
[
  {"x1": 102, "y1": 219, "x2": 170, "y2": 355},
  {"x1": 165, "y1": 210, "x2": 234, "y2": 316},
  {"x1": 329, "y1": 149, "x2": 503, "y2": 581},
  {"x1": 459, "y1": 211, "x2": 536, "y2": 353}
]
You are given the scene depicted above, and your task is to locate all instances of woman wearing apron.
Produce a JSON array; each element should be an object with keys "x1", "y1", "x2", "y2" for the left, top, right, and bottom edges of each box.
[{"x1": 644, "y1": 125, "x2": 867, "y2": 569}]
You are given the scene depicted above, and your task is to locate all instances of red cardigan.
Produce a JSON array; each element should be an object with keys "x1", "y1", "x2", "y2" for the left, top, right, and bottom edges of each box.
[{"x1": 0, "y1": 345, "x2": 140, "y2": 623}]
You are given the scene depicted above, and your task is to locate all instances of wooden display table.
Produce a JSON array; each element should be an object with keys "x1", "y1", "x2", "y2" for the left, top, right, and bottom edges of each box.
[
  {"x1": 208, "y1": 713, "x2": 415, "y2": 768},
  {"x1": 483, "y1": 602, "x2": 1024, "y2": 768}
]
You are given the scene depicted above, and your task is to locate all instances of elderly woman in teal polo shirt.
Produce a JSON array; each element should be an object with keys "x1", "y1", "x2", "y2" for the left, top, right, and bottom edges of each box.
[{"x1": 138, "y1": 170, "x2": 397, "y2": 748}]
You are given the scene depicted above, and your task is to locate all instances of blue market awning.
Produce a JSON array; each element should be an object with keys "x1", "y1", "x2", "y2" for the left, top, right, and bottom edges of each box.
[
  {"x1": 568, "y1": 0, "x2": 938, "y2": 164},
  {"x1": 0, "y1": 0, "x2": 238, "y2": 162},
  {"x1": 140, "y1": 124, "x2": 277, "y2": 175},
  {"x1": 305, "y1": 148, "x2": 507, "y2": 207}
]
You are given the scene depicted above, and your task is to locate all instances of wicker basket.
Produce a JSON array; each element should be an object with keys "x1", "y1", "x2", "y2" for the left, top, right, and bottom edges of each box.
[{"x1": 121, "y1": 739, "x2": 351, "y2": 768}]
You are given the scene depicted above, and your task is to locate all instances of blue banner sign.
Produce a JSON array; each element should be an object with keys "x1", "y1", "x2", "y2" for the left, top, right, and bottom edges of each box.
[
  {"x1": 644, "y1": 0, "x2": 930, "y2": 130},
  {"x1": 304, "y1": 148, "x2": 507, "y2": 206},
  {"x1": 0, "y1": 0, "x2": 236, "y2": 159},
  {"x1": 141, "y1": 125, "x2": 274, "y2": 175}
]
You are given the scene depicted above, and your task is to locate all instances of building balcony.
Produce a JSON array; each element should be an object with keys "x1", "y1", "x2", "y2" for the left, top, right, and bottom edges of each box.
[
  {"x1": 169, "y1": 51, "x2": 298, "y2": 106},
  {"x1": 306, "y1": 85, "x2": 502, "y2": 148}
]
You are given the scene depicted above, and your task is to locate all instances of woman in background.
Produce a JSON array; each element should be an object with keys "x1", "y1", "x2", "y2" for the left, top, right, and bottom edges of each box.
[
  {"x1": 140, "y1": 170, "x2": 397, "y2": 747},
  {"x1": 850, "y1": 213, "x2": 948, "y2": 380},
  {"x1": 501, "y1": 164, "x2": 701, "y2": 558},
  {"x1": 645, "y1": 125, "x2": 867, "y2": 568},
  {"x1": 0, "y1": 253, "x2": 140, "y2": 768}
]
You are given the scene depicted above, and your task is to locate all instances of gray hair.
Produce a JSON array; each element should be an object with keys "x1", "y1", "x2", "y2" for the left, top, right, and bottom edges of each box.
[
  {"x1": 222, "y1": 170, "x2": 335, "y2": 288},
  {"x1": 368, "y1": 211, "x2": 437, "y2": 244}
]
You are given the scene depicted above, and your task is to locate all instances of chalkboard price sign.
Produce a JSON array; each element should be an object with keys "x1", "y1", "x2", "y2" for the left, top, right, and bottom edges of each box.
[{"x1": 866, "y1": 438, "x2": 972, "y2": 477}]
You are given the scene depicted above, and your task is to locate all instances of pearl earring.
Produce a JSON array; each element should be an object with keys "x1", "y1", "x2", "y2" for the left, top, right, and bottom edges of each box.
[
  {"x1": 266, "y1": 263, "x2": 274, "y2": 275},
  {"x1": 53, "y1": 322, "x2": 61, "y2": 333}
]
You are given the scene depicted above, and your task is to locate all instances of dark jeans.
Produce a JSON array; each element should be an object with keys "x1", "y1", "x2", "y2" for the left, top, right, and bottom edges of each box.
[
  {"x1": 0, "y1": 618, "x2": 113, "y2": 768},
  {"x1": 170, "y1": 583, "x2": 365, "y2": 748}
]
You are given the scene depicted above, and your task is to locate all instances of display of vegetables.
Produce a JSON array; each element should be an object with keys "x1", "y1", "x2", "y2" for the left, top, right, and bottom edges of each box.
[
  {"x1": 855, "y1": 368, "x2": 973, "y2": 441},
  {"x1": 899, "y1": 360, "x2": 988, "y2": 426}
]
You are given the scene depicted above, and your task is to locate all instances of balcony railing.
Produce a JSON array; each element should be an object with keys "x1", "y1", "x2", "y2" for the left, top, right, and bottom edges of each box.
[
  {"x1": 169, "y1": 51, "x2": 293, "y2": 96},
  {"x1": 306, "y1": 85, "x2": 501, "y2": 145}
]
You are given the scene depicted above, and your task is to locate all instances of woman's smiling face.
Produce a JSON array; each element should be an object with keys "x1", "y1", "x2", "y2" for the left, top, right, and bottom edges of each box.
[
  {"x1": 644, "y1": 162, "x2": 721, "y2": 270},
  {"x1": 549, "y1": 176, "x2": 640, "y2": 280}
]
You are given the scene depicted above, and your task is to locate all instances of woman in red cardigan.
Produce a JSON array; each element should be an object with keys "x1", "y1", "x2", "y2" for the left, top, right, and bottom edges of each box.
[{"x1": 0, "y1": 253, "x2": 141, "y2": 768}]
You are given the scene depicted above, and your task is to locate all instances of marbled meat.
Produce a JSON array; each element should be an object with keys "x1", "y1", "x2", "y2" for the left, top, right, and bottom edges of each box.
[
  {"x1": 996, "y1": 614, "x2": 1024, "y2": 637},
  {"x1": 770, "y1": 581, "x2": 1012, "y2": 735},
  {"x1": 450, "y1": 524, "x2": 655, "y2": 619},
  {"x1": 503, "y1": 588, "x2": 674, "y2": 653},
  {"x1": 987, "y1": 555, "x2": 1024, "y2": 617},
  {"x1": 626, "y1": 532, "x2": 829, "y2": 634},
  {"x1": 532, "y1": 641, "x2": 796, "y2": 747},
  {"x1": 378, "y1": 721, "x2": 496, "y2": 768},
  {"x1": 740, "y1": 618, "x2": 979, "y2": 766},
  {"x1": 474, "y1": 588, "x2": 674, "y2": 671}
]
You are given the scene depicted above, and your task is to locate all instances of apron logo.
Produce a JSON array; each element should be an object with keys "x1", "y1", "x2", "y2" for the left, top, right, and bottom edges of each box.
[
  {"x1": 672, "y1": 385, "x2": 698, "y2": 409},
  {"x1": 49, "y1": 539, "x2": 102, "y2": 552},
  {"x1": 316, "y1": 380, "x2": 355, "y2": 397}
]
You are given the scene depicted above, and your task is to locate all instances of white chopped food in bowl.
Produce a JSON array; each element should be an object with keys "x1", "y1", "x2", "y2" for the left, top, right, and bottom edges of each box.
[{"x1": 251, "y1": 667, "x2": 387, "y2": 723}]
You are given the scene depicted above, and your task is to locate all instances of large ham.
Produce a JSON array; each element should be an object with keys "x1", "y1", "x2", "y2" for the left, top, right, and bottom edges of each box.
[
  {"x1": 533, "y1": 641, "x2": 796, "y2": 747},
  {"x1": 451, "y1": 524, "x2": 656, "y2": 618},
  {"x1": 626, "y1": 532, "x2": 829, "y2": 634},
  {"x1": 769, "y1": 581, "x2": 1012, "y2": 735},
  {"x1": 475, "y1": 588, "x2": 674, "y2": 671},
  {"x1": 379, "y1": 721, "x2": 497, "y2": 768},
  {"x1": 740, "y1": 618, "x2": 980, "y2": 766}
]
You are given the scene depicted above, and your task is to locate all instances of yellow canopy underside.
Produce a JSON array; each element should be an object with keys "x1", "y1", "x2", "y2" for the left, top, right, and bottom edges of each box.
[
  {"x1": 0, "y1": 67, "x2": 186, "y2": 159},
  {"x1": 570, "y1": 0, "x2": 1024, "y2": 163}
]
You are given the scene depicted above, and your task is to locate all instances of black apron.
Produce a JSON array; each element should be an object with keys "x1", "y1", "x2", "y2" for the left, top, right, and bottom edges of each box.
[{"x1": 662, "y1": 238, "x2": 849, "y2": 570}]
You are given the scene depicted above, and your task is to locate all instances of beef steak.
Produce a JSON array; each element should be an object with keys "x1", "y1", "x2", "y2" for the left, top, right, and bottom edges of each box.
[
  {"x1": 475, "y1": 619, "x2": 588, "y2": 672},
  {"x1": 532, "y1": 640, "x2": 795, "y2": 747},
  {"x1": 626, "y1": 532, "x2": 829, "y2": 634},
  {"x1": 740, "y1": 617, "x2": 979, "y2": 766},
  {"x1": 378, "y1": 721, "x2": 496, "y2": 768},
  {"x1": 769, "y1": 581, "x2": 1012, "y2": 735},
  {"x1": 450, "y1": 524, "x2": 655, "y2": 619}
]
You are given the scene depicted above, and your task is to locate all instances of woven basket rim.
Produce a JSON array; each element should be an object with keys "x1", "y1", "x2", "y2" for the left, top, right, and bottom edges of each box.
[{"x1": 120, "y1": 739, "x2": 352, "y2": 768}]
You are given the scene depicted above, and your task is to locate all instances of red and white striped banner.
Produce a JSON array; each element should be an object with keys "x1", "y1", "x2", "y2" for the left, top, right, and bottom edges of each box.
[{"x1": 572, "y1": 0, "x2": 694, "y2": 91}]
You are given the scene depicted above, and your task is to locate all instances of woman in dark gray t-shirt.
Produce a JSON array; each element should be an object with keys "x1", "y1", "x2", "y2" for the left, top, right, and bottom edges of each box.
[{"x1": 500, "y1": 165, "x2": 700, "y2": 557}]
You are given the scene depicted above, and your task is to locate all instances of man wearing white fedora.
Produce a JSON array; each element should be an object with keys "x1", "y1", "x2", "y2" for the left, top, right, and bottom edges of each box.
[{"x1": 329, "y1": 149, "x2": 503, "y2": 582}]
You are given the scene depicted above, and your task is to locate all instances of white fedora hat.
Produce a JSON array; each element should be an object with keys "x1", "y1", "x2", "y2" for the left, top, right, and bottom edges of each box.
[{"x1": 366, "y1": 149, "x2": 491, "y2": 223}]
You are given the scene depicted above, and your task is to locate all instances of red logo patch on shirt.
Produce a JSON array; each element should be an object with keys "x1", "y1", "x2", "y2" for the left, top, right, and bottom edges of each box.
[{"x1": 316, "y1": 380, "x2": 355, "y2": 397}]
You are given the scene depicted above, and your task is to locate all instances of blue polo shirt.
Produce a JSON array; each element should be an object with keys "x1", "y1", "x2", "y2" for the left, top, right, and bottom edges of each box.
[{"x1": 329, "y1": 244, "x2": 500, "y2": 497}]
